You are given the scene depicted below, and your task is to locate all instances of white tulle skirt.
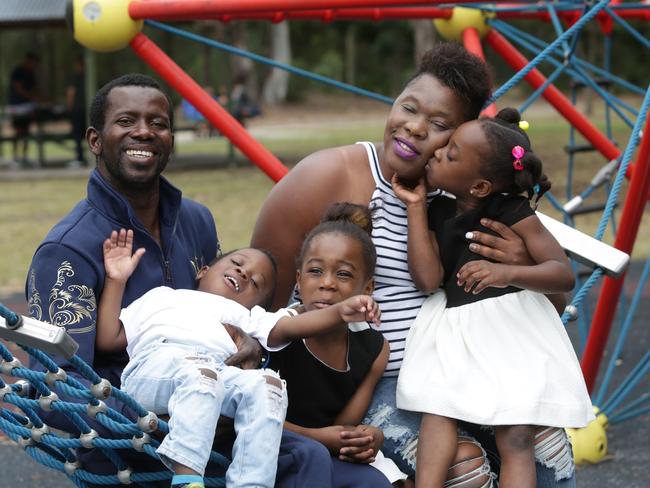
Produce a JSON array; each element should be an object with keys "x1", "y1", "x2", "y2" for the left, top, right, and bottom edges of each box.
[{"x1": 397, "y1": 290, "x2": 594, "y2": 428}]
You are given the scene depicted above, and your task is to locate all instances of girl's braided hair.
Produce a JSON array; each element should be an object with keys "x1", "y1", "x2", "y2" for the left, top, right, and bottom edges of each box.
[
  {"x1": 479, "y1": 107, "x2": 551, "y2": 205},
  {"x1": 297, "y1": 202, "x2": 376, "y2": 280}
]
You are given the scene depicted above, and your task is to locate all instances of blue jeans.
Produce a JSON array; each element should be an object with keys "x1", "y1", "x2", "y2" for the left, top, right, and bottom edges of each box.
[
  {"x1": 121, "y1": 341, "x2": 287, "y2": 487},
  {"x1": 363, "y1": 377, "x2": 576, "y2": 487},
  {"x1": 275, "y1": 431, "x2": 392, "y2": 488}
]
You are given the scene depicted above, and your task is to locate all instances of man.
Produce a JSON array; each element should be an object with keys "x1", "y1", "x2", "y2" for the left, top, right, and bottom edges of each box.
[
  {"x1": 7, "y1": 52, "x2": 40, "y2": 163},
  {"x1": 26, "y1": 74, "x2": 329, "y2": 487}
]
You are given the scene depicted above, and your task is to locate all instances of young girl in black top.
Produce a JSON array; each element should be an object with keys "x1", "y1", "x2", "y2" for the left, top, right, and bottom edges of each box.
[
  {"x1": 269, "y1": 203, "x2": 407, "y2": 487},
  {"x1": 392, "y1": 108, "x2": 593, "y2": 488}
]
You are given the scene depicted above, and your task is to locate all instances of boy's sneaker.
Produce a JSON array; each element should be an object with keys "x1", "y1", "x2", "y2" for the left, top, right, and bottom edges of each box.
[{"x1": 170, "y1": 474, "x2": 204, "y2": 488}]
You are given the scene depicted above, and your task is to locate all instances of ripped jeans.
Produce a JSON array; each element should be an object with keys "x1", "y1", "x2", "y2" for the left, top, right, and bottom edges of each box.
[
  {"x1": 363, "y1": 377, "x2": 576, "y2": 487},
  {"x1": 121, "y1": 340, "x2": 287, "y2": 487}
]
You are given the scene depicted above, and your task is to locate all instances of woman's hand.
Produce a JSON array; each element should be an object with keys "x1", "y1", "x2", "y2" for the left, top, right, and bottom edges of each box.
[
  {"x1": 223, "y1": 324, "x2": 263, "y2": 369},
  {"x1": 338, "y1": 424, "x2": 384, "y2": 463},
  {"x1": 391, "y1": 175, "x2": 427, "y2": 207},
  {"x1": 467, "y1": 218, "x2": 533, "y2": 266}
]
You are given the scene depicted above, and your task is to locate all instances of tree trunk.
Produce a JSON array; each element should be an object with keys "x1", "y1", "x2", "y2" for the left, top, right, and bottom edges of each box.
[
  {"x1": 344, "y1": 24, "x2": 357, "y2": 86},
  {"x1": 262, "y1": 21, "x2": 291, "y2": 105},
  {"x1": 410, "y1": 20, "x2": 436, "y2": 65}
]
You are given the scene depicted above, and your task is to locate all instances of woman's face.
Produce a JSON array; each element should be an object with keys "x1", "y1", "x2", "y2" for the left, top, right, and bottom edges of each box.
[{"x1": 383, "y1": 74, "x2": 466, "y2": 182}]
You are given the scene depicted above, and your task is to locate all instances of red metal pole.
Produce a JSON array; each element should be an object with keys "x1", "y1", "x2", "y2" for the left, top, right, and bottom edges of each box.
[
  {"x1": 462, "y1": 28, "x2": 497, "y2": 117},
  {"x1": 485, "y1": 30, "x2": 621, "y2": 162},
  {"x1": 129, "y1": 0, "x2": 484, "y2": 19},
  {"x1": 129, "y1": 33, "x2": 288, "y2": 182},
  {"x1": 581, "y1": 111, "x2": 650, "y2": 392},
  {"x1": 214, "y1": 7, "x2": 452, "y2": 23}
]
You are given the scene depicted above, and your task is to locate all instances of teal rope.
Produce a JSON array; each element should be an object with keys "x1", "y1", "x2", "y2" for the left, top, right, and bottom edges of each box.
[
  {"x1": 594, "y1": 83, "x2": 650, "y2": 240},
  {"x1": 488, "y1": 0, "x2": 612, "y2": 106},
  {"x1": 145, "y1": 20, "x2": 394, "y2": 105}
]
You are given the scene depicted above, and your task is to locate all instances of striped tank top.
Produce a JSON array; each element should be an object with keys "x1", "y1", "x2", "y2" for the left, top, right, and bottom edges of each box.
[{"x1": 359, "y1": 142, "x2": 439, "y2": 377}]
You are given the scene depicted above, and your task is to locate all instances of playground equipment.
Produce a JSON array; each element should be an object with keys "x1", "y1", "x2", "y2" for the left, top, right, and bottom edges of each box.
[{"x1": 1, "y1": 0, "x2": 649, "y2": 484}]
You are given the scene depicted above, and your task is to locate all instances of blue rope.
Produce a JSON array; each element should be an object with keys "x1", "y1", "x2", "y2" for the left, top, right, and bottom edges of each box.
[
  {"x1": 601, "y1": 351, "x2": 650, "y2": 414},
  {"x1": 0, "y1": 302, "x2": 20, "y2": 326},
  {"x1": 519, "y1": 64, "x2": 566, "y2": 114},
  {"x1": 145, "y1": 20, "x2": 394, "y2": 106},
  {"x1": 488, "y1": 0, "x2": 611, "y2": 106},
  {"x1": 595, "y1": 256, "x2": 650, "y2": 406},
  {"x1": 608, "y1": 392, "x2": 650, "y2": 423},
  {"x1": 594, "y1": 84, "x2": 650, "y2": 240},
  {"x1": 490, "y1": 18, "x2": 645, "y2": 101},
  {"x1": 605, "y1": 6, "x2": 650, "y2": 50},
  {"x1": 562, "y1": 268, "x2": 604, "y2": 325}
]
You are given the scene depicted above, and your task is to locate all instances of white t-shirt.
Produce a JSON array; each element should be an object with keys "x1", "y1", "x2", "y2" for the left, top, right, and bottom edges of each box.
[{"x1": 119, "y1": 286, "x2": 292, "y2": 359}]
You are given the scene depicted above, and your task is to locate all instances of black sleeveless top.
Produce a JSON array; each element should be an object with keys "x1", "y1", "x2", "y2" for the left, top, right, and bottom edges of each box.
[
  {"x1": 428, "y1": 193, "x2": 535, "y2": 308},
  {"x1": 269, "y1": 326, "x2": 385, "y2": 428}
]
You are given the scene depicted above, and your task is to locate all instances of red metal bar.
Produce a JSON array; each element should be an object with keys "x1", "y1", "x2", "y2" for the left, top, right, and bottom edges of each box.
[
  {"x1": 496, "y1": 6, "x2": 650, "y2": 22},
  {"x1": 485, "y1": 30, "x2": 621, "y2": 162},
  {"x1": 129, "y1": 33, "x2": 288, "y2": 182},
  {"x1": 129, "y1": 0, "x2": 485, "y2": 20},
  {"x1": 462, "y1": 28, "x2": 497, "y2": 117},
  {"x1": 214, "y1": 7, "x2": 452, "y2": 23},
  {"x1": 581, "y1": 110, "x2": 650, "y2": 392}
]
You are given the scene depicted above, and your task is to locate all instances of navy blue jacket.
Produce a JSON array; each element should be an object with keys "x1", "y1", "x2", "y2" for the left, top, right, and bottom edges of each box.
[{"x1": 26, "y1": 168, "x2": 219, "y2": 412}]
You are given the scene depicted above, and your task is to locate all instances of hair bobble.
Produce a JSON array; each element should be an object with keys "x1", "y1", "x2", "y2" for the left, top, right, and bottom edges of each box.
[
  {"x1": 512, "y1": 145, "x2": 525, "y2": 171},
  {"x1": 518, "y1": 120, "x2": 529, "y2": 131}
]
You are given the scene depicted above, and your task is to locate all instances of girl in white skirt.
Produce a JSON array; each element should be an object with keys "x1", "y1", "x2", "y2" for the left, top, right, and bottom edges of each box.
[{"x1": 392, "y1": 108, "x2": 593, "y2": 488}]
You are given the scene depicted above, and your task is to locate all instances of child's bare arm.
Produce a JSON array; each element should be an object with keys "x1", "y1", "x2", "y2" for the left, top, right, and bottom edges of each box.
[
  {"x1": 391, "y1": 175, "x2": 443, "y2": 292},
  {"x1": 457, "y1": 215, "x2": 574, "y2": 294},
  {"x1": 267, "y1": 295, "x2": 380, "y2": 347},
  {"x1": 97, "y1": 229, "x2": 145, "y2": 352}
]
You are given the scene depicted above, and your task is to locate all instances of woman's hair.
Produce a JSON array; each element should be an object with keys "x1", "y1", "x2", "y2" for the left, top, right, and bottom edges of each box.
[
  {"x1": 297, "y1": 203, "x2": 377, "y2": 280},
  {"x1": 406, "y1": 42, "x2": 492, "y2": 121},
  {"x1": 478, "y1": 107, "x2": 551, "y2": 204}
]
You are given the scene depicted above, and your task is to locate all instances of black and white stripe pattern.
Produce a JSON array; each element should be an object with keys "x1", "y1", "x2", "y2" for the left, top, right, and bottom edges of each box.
[{"x1": 360, "y1": 142, "x2": 439, "y2": 377}]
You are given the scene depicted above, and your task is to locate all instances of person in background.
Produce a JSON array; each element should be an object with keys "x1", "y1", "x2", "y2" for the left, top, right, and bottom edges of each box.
[
  {"x1": 7, "y1": 52, "x2": 40, "y2": 163},
  {"x1": 66, "y1": 55, "x2": 88, "y2": 166}
]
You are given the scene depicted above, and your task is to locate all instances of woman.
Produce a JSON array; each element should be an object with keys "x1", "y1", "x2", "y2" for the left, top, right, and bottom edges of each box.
[{"x1": 252, "y1": 42, "x2": 575, "y2": 487}]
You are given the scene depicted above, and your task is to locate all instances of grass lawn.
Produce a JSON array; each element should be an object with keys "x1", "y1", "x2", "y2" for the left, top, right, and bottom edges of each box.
[{"x1": 1, "y1": 100, "x2": 648, "y2": 298}]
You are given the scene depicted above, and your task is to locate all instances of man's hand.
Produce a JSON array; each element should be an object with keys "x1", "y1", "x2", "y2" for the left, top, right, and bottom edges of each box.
[
  {"x1": 223, "y1": 323, "x2": 263, "y2": 369},
  {"x1": 338, "y1": 296, "x2": 381, "y2": 326},
  {"x1": 338, "y1": 425, "x2": 384, "y2": 463},
  {"x1": 103, "y1": 229, "x2": 145, "y2": 283},
  {"x1": 457, "y1": 260, "x2": 512, "y2": 294},
  {"x1": 467, "y1": 218, "x2": 533, "y2": 266}
]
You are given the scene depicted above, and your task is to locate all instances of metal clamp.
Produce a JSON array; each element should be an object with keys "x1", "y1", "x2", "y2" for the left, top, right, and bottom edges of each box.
[
  {"x1": 64, "y1": 459, "x2": 81, "y2": 476},
  {"x1": 38, "y1": 392, "x2": 60, "y2": 412},
  {"x1": 131, "y1": 433, "x2": 151, "y2": 452},
  {"x1": 0, "y1": 384, "x2": 13, "y2": 401},
  {"x1": 90, "y1": 378, "x2": 112, "y2": 400},
  {"x1": 137, "y1": 412, "x2": 159, "y2": 433},
  {"x1": 30, "y1": 424, "x2": 50, "y2": 442},
  {"x1": 564, "y1": 304, "x2": 579, "y2": 322},
  {"x1": 117, "y1": 467, "x2": 133, "y2": 485},
  {"x1": 86, "y1": 400, "x2": 108, "y2": 419},
  {"x1": 80, "y1": 429, "x2": 98, "y2": 449},
  {"x1": 0, "y1": 357, "x2": 22, "y2": 375},
  {"x1": 14, "y1": 379, "x2": 31, "y2": 397},
  {"x1": 44, "y1": 368, "x2": 68, "y2": 387},
  {"x1": 17, "y1": 436, "x2": 33, "y2": 449}
]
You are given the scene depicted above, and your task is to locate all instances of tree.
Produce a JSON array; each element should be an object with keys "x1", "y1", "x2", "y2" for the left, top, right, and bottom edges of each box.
[{"x1": 262, "y1": 21, "x2": 291, "y2": 105}]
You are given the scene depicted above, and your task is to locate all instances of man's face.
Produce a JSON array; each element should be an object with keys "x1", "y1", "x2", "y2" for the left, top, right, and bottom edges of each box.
[{"x1": 88, "y1": 86, "x2": 173, "y2": 191}]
